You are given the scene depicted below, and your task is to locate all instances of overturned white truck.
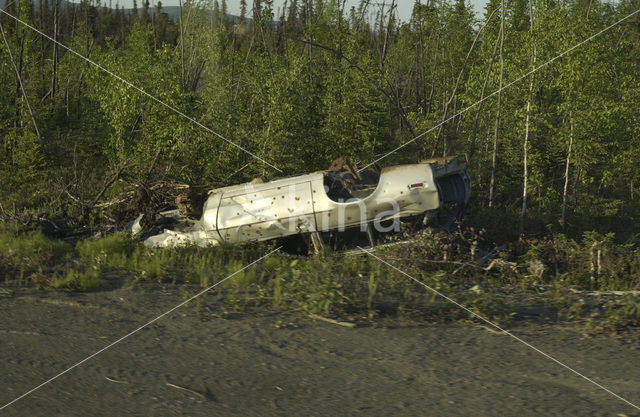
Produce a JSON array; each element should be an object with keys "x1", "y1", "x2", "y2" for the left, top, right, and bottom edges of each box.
[{"x1": 144, "y1": 156, "x2": 470, "y2": 249}]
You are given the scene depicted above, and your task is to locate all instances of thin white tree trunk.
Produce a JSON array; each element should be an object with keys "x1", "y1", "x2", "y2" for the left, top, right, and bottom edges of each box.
[
  {"x1": 380, "y1": 0, "x2": 395, "y2": 70},
  {"x1": 561, "y1": 111, "x2": 573, "y2": 232},
  {"x1": 178, "y1": 0, "x2": 185, "y2": 90},
  {"x1": 469, "y1": 7, "x2": 502, "y2": 159},
  {"x1": 520, "y1": 0, "x2": 537, "y2": 234},
  {"x1": 489, "y1": 0, "x2": 505, "y2": 208},
  {"x1": 51, "y1": 0, "x2": 59, "y2": 98}
]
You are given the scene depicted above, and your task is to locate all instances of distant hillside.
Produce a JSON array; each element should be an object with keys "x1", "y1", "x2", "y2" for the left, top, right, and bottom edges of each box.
[
  {"x1": 0, "y1": 0, "x2": 243, "y2": 23},
  {"x1": 126, "y1": 5, "x2": 246, "y2": 22}
]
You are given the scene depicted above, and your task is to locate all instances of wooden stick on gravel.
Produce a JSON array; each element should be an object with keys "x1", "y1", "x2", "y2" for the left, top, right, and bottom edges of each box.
[
  {"x1": 308, "y1": 313, "x2": 357, "y2": 328},
  {"x1": 165, "y1": 382, "x2": 208, "y2": 401}
]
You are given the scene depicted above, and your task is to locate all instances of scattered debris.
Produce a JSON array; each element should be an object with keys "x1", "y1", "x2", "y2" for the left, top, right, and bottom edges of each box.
[
  {"x1": 483, "y1": 259, "x2": 518, "y2": 272},
  {"x1": 165, "y1": 381, "x2": 215, "y2": 402},
  {"x1": 478, "y1": 325, "x2": 506, "y2": 335},
  {"x1": 104, "y1": 375, "x2": 128, "y2": 384},
  {"x1": 469, "y1": 284, "x2": 483, "y2": 294},
  {"x1": 568, "y1": 289, "x2": 640, "y2": 297},
  {"x1": 143, "y1": 229, "x2": 214, "y2": 248},
  {"x1": 125, "y1": 213, "x2": 144, "y2": 235},
  {"x1": 308, "y1": 312, "x2": 357, "y2": 328}
]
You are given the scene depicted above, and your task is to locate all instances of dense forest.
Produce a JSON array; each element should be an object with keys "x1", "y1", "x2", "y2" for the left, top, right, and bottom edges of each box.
[{"x1": 0, "y1": 0, "x2": 639, "y2": 237}]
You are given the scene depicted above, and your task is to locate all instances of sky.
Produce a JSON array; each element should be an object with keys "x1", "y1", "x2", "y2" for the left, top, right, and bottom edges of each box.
[
  {"x1": 114, "y1": 0, "x2": 490, "y2": 20},
  {"x1": 218, "y1": 0, "x2": 491, "y2": 21}
]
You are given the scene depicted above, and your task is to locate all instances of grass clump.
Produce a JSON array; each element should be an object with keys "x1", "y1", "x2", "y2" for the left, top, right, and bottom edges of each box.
[
  {"x1": 598, "y1": 296, "x2": 640, "y2": 331},
  {"x1": 0, "y1": 223, "x2": 73, "y2": 285},
  {"x1": 76, "y1": 232, "x2": 136, "y2": 270},
  {"x1": 51, "y1": 269, "x2": 102, "y2": 291}
]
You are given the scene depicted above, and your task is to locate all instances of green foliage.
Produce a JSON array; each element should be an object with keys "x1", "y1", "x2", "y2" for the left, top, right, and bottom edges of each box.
[
  {"x1": 600, "y1": 295, "x2": 640, "y2": 331},
  {"x1": 3, "y1": 220, "x2": 640, "y2": 332},
  {"x1": 0, "y1": 0, "x2": 637, "y2": 239},
  {"x1": 0, "y1": 223, "x2": 73, "y2": 282}
]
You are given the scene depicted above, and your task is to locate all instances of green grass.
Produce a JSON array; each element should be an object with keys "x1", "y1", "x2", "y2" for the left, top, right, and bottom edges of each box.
[
  {"x1": 2, "y1": 221, "x2": 640, "y2": 332},
  {"x1": 75, "y1": 232, "x2": 136, "y2": 269},
  {"x1": 0, "y1": 223, "x2": 73, "y2": 285},
  {"x1": 51, "y1": 269, "x2": 102, "y2": 291}
]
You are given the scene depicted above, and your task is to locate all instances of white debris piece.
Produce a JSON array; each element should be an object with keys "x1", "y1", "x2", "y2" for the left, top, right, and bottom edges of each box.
[
  {"x1": 126, "y1": 213, "x2": 144, "y2": 235},
  {"x1": 143, "y1": 229, "x2": 218, "y2": 248}
]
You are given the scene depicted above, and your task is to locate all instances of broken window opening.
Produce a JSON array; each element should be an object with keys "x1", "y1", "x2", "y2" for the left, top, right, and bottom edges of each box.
[{"x1": 323, "y1": 164, "x2": 381, "y2": 202}]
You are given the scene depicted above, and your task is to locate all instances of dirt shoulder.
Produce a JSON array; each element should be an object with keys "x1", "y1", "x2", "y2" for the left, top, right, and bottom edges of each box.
[{"x1": 1, "y1": 286, "x2": 640, "y2": 417}]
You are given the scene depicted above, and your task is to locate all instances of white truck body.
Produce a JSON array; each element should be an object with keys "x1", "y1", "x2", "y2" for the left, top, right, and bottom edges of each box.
[{"x1": 144, "y1": 157, "x2": 470, "y2": 248}]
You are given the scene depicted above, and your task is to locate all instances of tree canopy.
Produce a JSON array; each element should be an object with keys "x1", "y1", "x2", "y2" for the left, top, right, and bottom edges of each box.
[{"x1": 1, "y1": 0, "x2": 639, "y2": 236}]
